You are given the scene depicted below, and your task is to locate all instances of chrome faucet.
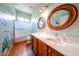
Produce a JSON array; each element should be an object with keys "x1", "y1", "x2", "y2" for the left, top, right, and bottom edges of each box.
[{"x1": 55, "y1": 33, "x2": 66, "y2": 43}]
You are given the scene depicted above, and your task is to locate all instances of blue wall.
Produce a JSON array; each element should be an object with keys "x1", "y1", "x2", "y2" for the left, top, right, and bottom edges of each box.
[
  {"x1": 0, "y1": 19, "x2": 14, "y2": 53},
  {"x1": 0, "y1": 3, "x2": 15, "y2": 53},
  {"x1": 15, "y1": 21, "x2": 38, "y2": 37},
  {"x1": 15, "y1": 21, "x2": 33, "y2": 37}
]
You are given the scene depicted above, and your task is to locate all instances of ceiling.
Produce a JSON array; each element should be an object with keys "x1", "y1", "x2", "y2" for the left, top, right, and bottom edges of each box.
[{"x1": 15, "y1": 3, "x2": 52, "y2": 14}]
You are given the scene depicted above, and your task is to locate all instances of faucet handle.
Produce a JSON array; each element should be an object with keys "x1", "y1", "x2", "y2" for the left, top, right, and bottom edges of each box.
[{"x1": 55, "y1": 33, "x2": 58, "y2": 36}]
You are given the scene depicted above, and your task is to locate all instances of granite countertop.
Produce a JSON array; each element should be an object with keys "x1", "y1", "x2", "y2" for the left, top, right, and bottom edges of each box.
[{"x1": 31, "y1": 33, "x2": 79, "y2": 56}]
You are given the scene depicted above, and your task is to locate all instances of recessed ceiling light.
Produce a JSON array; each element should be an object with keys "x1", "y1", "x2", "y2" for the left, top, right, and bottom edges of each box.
[
  {"x1": 41, "y1": 6, "x2": 45, "y2": 10},
  {"x1": 39, "y1": 9, "x2": 42, "y2": 12}
]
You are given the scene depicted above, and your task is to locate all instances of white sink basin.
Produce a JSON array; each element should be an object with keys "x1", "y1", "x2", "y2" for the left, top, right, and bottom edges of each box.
[
  {"x1": 46, "y1": 38, "x2": 72, "y2": 47},
  {"x1": 37, "y1": 33, "x2": 72, "y2": 47},
  {"x1": 38, "y1": 33, "x2": 56, "y2": 39},
  {"x1": 46, "y1": 38, "x2": 58, "y2": 42}
]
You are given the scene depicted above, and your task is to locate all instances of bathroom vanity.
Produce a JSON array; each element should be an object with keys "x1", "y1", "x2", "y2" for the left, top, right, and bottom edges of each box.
[
  {"x1": 31, "y1": 33, "x2": 63, "y2": 56},
  {"x1": 31, "y1": 33, "x2": 79, "y2": 56}
]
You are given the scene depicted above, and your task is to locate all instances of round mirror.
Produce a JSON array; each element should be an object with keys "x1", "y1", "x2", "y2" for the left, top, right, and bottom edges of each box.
[
  {"x1": 37, "y1": 17, "x2": 46, "y2": 29},
  {"x1": 47, "y1": 4, "x2": 77, "y2": 30},
  {"x1": 50, "y1": 10, "x2": 69, "y2": 26}
]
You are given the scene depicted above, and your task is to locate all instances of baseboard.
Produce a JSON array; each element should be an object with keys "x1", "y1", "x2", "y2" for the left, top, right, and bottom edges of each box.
[{"x1": 14, "y1": 37, "x2": 30, "y2": 44}]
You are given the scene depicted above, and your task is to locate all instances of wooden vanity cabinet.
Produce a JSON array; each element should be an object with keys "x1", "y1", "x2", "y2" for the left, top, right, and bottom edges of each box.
[
  {"x1": 48, "y1": 46, "x2": 63, "y2": 56},
  {"x1": 38, "y1": 40, "x2": 47, "y2": 56},
  {"x1": 31, "y1": 35, "x2": 63, "y2": 56},
  {"x1": 47, "y1": 46, "x2": 52, "y2": 56},
  {"x1": 31, "y1": 35, "x2": 38, "y2": 55},
  {"x1": 31, "y1": 35, "x2": 33, "y2": 49}
]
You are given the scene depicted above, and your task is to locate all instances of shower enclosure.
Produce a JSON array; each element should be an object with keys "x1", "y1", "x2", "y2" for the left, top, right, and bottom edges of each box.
[{"x1": 0, "y1": 4, "x2": 15, "y2": 55}]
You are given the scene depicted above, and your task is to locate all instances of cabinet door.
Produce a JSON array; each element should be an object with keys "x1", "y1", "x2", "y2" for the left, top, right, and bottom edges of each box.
[
  {"x1": 31, "y1": 35, "x2": 34, "y2": 49},
  {"x1": 47, "y1": 46, "x2": 52, "y2": 56},
  {"x1": 38, "y1": 40, "x2": 47, "y2": 56},
  {"x1": 48, "y1": 46, "x2": 58, "y2": 56},
  {"x1": 33, "y1": 37, "x2": 38, "y2": 55},
  {"x1": 48, "y1": 46, "x2": 63, "y2": 56},
  {"x1": 31, "y1": 35, "x2": 38, "y2": 55},
  {"x1": 51, "y1": 48, "x2": 63, "y2": 56}
]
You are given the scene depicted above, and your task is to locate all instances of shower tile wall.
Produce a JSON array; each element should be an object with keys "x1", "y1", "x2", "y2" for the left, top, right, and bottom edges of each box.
[
  {"x1": 0, "y1": 4, "x2": 15, "y2": 54},
  {"x1": 0, "y1": 19, "x2": 14, "y2": 53}
]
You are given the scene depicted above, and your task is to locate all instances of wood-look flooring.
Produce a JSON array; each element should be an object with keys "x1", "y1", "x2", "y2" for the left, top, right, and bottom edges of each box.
[{"x1": 9, "y1": 42, "x2": 35, "y2": 56}]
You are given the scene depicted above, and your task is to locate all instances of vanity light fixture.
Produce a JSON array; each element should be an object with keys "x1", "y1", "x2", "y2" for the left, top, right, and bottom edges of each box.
[
  {"x1": 39, "y1": 5, "x2": 49, "y2": 13},
  {"x1": 39, "y1": 6, "x2": 46, "y2": 13}
]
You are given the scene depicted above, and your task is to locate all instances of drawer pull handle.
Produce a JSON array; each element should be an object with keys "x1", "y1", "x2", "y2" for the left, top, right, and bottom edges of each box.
[
  {"x1": 48, "y1": 50, "x2": 51, "y2": 52},
  {"x1": 45, "y1": 47, "x2": 47, "y2": 50}
]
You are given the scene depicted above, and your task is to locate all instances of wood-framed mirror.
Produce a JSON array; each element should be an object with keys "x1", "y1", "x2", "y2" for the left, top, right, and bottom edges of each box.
[
  {"x1": 47, "y1": 4, "x2": 77, "y2": 30},
  {"x1": 37, "y1": 17, "x2": 46, "y2": 29}
]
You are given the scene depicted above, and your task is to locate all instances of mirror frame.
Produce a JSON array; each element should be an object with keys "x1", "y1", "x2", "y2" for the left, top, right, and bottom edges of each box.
[
  {"x1": 47, "y1": 4, "x2": 77, "y2": 30},
  {"x1": 37, "y1": 17, "x2": 46, "y2": 29}
]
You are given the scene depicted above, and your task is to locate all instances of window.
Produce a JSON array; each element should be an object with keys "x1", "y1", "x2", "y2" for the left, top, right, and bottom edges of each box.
[
  {"x1": 17, "y1": 17, "x2": 30, "y2": 22},
  {"x1": 0, "y1": 13, "x2": 15, "y2": 20}
]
